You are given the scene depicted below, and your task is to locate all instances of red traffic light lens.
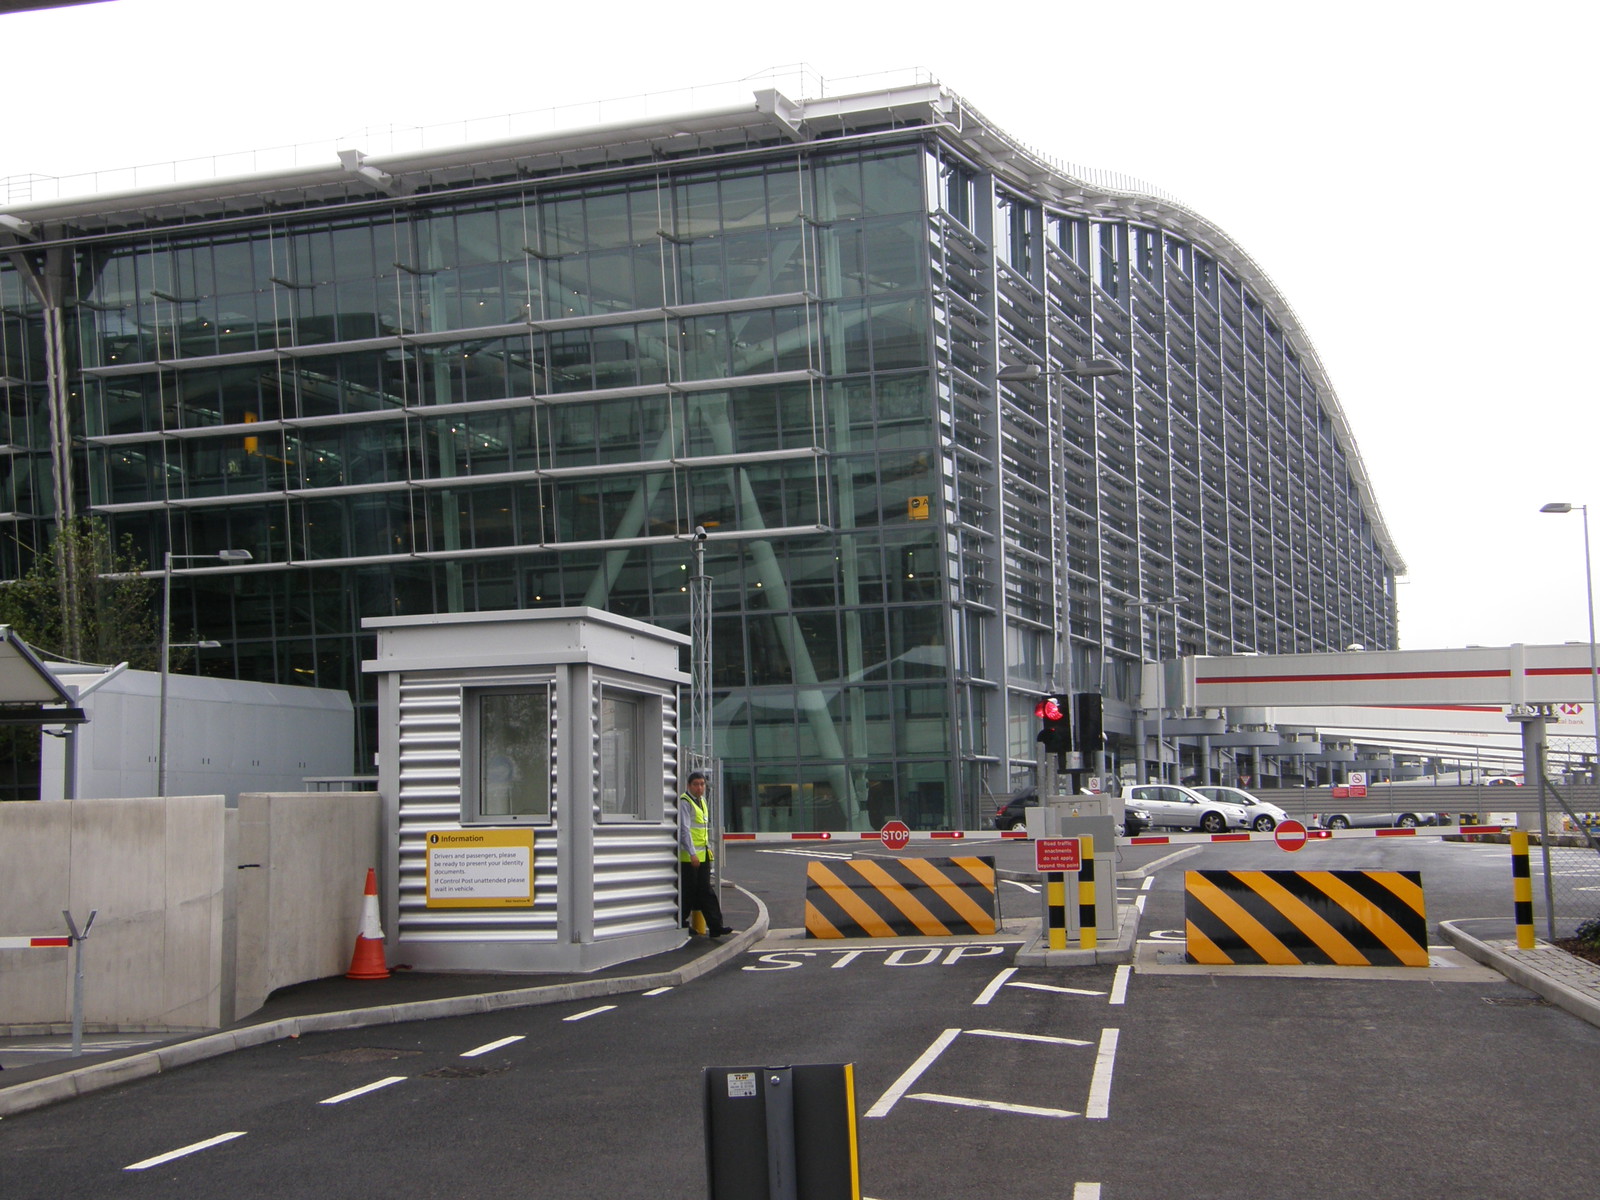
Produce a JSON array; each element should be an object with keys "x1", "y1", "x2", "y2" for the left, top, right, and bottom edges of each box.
[{"x1": 1034, "y1": 696, "x2": 1064, "y2": 721}]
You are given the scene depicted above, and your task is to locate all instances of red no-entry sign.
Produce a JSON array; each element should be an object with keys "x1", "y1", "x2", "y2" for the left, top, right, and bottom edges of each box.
[
  {"x1": 880, "y1": 820, "x2": 911, "y2": 851},
  {"x1": 1275, "y1": 819, "x2": 1309, "y2": 853}
]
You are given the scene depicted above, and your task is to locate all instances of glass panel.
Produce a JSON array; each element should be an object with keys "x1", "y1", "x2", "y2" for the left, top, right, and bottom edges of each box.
[
  {"x1": 478, "y1": 688, "x2": 551, "y2": 820},
  {"x1": 600, "y1": 692, "x2": 642, "y2": 819}
]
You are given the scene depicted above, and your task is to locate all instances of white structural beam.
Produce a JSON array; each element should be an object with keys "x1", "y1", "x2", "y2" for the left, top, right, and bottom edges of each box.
[{"x1": 1182, "y1": 644, "x2": 1597, "y2": 709}]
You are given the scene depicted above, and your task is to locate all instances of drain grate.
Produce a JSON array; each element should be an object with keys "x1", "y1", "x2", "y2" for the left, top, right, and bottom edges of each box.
[
  {"x1": 1481, "y1": 995, "x2": 1551, "y2": 1007},
  {"x1": 423, "y1": 1064, "x2": 509, "y2": 1079},
  {"x1": 303, "y1": 1047, "x2": 422, "y2": 1064}
]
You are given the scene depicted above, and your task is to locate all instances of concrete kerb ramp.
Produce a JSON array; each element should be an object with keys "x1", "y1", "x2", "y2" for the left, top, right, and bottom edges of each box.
[{"x1": 0, "y1": 885, "x2": 767, "y2": 1120}]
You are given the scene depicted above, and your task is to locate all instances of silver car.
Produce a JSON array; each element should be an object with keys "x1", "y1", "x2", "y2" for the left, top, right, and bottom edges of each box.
[
  {"x1": 1193, "y1": 785, "x2": 1291, "y2": 832},
  {"x1": 1315, "y1": 809, "x2": 1438, "y2": 830},
  {"x1": 1122, "y1": 784, "x2": 1251, "y2": 834}
]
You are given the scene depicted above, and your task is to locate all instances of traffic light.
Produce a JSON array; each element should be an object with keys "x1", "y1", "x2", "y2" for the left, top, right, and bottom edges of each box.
[
  {"x1": 1075, "y1": 692, "x2": 1103, "y2": 751},
  {"x1": 1035, "y1": 694, "x2": 1072, "y2": 756}
]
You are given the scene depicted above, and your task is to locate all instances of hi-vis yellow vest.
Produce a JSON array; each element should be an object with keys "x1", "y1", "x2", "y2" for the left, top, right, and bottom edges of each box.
[{"x1": 680, "y1": 793, "x2": 711, "y2": 862}]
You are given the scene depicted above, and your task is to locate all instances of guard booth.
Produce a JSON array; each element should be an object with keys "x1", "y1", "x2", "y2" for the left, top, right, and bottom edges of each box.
[{"x1": 364, "y1": 608, "x2": 690, "y2": 973}]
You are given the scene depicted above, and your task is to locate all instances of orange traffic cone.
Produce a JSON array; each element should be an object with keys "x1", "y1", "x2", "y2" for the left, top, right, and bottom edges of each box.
[{"x1": 346, "y1": 867, "x2": 390, "y2": 980}]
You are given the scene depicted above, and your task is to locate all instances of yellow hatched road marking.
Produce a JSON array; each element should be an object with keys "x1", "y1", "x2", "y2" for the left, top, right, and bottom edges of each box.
[
  {"x1": 1184, "y1": 919, "x2": 1229, "y2": 964},
  {"x1": 849, "y1": 859, "x2": 951, "y2": 936},
  {"x1": 1185, "y1": 873, "x2": 1299, "y2": 965},
  {"x1": 1230, "y1": 870, "x2": 1370, "y2": 966},
  {"x1": 806, "y1": 863, "x2": 898, "y2": 937},
  {"x1": 900, "y1": 857, "x2": 995, "y2": 932},
  {"x1": 1299, "y1": 872, "x2": 1429, "y2": 966}
]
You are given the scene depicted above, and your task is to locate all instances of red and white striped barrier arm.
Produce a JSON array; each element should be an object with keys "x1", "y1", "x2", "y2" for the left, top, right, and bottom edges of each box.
[
  {"x1": 1126, "y1": 824, "x2": 1507, "y2": 846},
  {"x1": 0, "y1": 935, "x2": 71, "y2": 949},
  {"x1": 722, "y1": 824, "x2": 1507, "y2": 845}
]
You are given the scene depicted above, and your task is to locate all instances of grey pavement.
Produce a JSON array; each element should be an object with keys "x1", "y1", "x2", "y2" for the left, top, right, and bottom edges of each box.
[{"x1": 1440, "y1": 916, "x2": 1600, "y2": 1028}]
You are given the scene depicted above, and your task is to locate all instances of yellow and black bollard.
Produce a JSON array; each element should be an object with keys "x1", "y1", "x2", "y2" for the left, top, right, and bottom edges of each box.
[{"x1": 1511, "y1": 831, "x2": 1535, "y2": 950}]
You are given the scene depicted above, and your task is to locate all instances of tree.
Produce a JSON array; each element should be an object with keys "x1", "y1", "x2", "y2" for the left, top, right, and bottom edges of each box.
[{"x1": 0, "y1": 516, "x2": 161, "y2": 670}]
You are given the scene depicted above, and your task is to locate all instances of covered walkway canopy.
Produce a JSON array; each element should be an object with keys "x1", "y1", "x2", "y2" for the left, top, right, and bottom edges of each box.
[{"x1": 0, "y1": 626, "x2": 85, "y2": 726}]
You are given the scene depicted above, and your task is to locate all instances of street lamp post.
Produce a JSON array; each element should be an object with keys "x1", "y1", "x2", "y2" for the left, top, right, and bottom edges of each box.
[
  {"x1": 158, "y1": 548, "x2": 252, "y2": 796},
  {"x1": 1539, "y1": 502, "x2": 1600, "y2": 785},
  {"x1": 998, "y1": 358, "x2": 1126, "y2": 790},
  {"x1": 1120, "y1": 598, "x2": 1181, "y2": 783}
]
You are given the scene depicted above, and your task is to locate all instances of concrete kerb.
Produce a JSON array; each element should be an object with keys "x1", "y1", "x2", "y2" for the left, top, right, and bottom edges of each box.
[
  {"x1": 1439, "y1": 917, "x2": 1600, "y2": 1031},
  {"x1": 0, "y1": 885, "x2": 768, "y2": 1120}
]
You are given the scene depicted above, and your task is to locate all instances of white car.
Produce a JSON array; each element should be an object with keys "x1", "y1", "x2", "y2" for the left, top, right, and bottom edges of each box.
[
  {"x1": 1192, "y1": 785, "x2": 1291, "y2": 832},
  {"x1": 1122, "y1": 784, "x2": 1251, "y2": 834}
]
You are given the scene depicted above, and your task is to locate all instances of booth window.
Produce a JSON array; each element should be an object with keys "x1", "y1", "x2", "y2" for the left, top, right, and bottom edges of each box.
[
  {"x1": 599, "y1": 689, "x2": 653, "y2": 820},
  {"x1": 465, "y1": 685, "x2": 552, "y2": 823}
]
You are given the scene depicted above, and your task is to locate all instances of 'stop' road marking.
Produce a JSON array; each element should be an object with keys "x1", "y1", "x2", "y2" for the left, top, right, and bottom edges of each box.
[{"x1": 125, "y1": 1132, "x2": 246, "y2": 1171}]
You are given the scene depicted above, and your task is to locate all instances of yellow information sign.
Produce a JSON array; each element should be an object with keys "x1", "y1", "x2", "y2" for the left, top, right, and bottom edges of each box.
[
  {"x1": 426, "y1": 829, "x2": 535, "y2": 908},
  {"x1": 908, "y1": 495, "x2": 930, "y2": 520}
]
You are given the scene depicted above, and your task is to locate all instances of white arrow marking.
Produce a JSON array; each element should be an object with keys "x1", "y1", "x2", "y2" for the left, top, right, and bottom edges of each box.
[
  {"x1": 1006, "y1": 981, "x2": 1106, "y2": 996},
  {"x1": 908, "y1": 1092, "x2": 1079, "y2": 1118},
  {"x1": 965, "y1": 1028, "x2": 1092, "y2": 1046}
]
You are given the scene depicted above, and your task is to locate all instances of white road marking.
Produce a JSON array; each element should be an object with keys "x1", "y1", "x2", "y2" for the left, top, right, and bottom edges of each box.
[
  {"x1": 1086, "y1": 1028, "x2": 1119, "y2": 1119},
  {"x1": 1075, "y1": 1184, "x2": 1103, "y2": 1199},
  {"x1": 964, "y1": 1028, "x2": 1091, "y2": 1047},
  {"x1": 908, "y1": 1092, "x2": 1079, "y2": 1118},
  {"x1": 320, "y1": 1076, "x2": 407, "y2": 1105},
  {"x1": 1110, "y1": 964, "x2": 1131, "y2": 1005},
  {"x1": 972, "y1": 967, "x2": 1016, "y2": 1005},
  {"x1": 642, "y1": 986, "x2": 673, "y2": 996},
  {"x1": 462, "y1": 1035, "x2": 524, "y2": 1057},
  {"x1": 125, "y1": 1132, "x2": 246, "y2": 1171},
  {"x1": 563, "y1": 1005, "x2": 617, "y2": 1022},
  {"x1": 1141, "y1": 877, "x2": 1156, "y2": 891},
  {"x1": 757, "y1": 848, "x2": 855, "y2": 859},
  {"x1": 865, "y1": 1028, "x2": 961, "y2": 1118},
  {"x1": 1005, "y1": 879, "x2": 1040, "y2": 894},
  {"x1": 1006, "y1": 981, "x2": 1105, "y2": 996}
]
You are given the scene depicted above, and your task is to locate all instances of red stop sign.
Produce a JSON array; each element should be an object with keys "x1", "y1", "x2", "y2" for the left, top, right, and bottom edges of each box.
[
  {"x1": 1275, "y1": 819, "x2": 1309, "y2": 852},
  {"x1": 880, "y1": 820, "x2": 911, "y2": 851}
]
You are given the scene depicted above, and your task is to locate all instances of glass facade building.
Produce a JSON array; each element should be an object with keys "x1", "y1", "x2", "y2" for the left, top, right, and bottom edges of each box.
[{"x1": 0, "y1": 79, "x2": 1401, "y2": 825}]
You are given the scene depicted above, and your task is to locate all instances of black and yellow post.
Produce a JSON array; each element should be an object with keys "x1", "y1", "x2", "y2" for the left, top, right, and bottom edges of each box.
[
  {"x1": 1046, "y1": 872, "x2": 1067, "y2": 950},
  {"x1": 1511, "y1": 831, "x2": 1536, "y2": 950},
  {"x1": 1076, "y1": 835, "x2": 1097, "y2": 950}
]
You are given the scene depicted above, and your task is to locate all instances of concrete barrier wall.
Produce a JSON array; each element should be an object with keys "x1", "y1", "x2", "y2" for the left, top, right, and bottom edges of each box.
[
  {"x1": 0, "y1": 796, "x2": 230, "y2": 1032},
  {"x1": 0, "y1": 792, "x2": 381, "y2": 1033},
  {"x1": 234, "y1": 792, "x2": 382, "y2": 1020}
]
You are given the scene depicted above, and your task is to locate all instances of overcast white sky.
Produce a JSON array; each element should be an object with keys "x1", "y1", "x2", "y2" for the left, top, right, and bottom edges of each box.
[{"x1": 4, "y1": 0, "x2": 1596, "y2": 653}]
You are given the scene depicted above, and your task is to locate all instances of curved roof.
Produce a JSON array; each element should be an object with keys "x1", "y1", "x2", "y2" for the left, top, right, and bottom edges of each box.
[{"x1": 0, "y1": 76, "x2": 1399, "y2": 571}]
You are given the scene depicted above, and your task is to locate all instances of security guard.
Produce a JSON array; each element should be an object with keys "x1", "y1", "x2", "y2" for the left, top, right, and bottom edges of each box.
[{"x1": 678, "y1": 771, "x2": 731, "y2": 936}]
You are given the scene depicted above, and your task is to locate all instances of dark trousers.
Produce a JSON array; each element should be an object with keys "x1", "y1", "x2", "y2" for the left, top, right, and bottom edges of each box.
[{"x1": 680, "y1": 858, "x2": 724, "y2": 930}]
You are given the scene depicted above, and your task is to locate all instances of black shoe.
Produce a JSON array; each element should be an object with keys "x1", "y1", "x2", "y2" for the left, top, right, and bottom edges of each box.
[{"x1": 712, "y1": 926, "x2": 735, "y2": 936}]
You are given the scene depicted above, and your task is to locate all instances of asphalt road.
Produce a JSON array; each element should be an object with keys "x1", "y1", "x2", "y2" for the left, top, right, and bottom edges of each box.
[{"x1": 3, "y1": 837, "x2": 1597, "y2": 1199}]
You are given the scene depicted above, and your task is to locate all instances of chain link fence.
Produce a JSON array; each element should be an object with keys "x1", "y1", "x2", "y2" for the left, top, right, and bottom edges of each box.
[{"x1": 1531, "y1": 735, "x2": 1600, "y2": 939}]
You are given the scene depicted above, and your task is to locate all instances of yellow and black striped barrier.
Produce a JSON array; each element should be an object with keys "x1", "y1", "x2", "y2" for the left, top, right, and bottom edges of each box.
[
  {"x1": 805, "y1": 856, "x2": 996, "y2": 938},
  {"x1": 1184, "y1": 868, "x2": 1428, "y2": 967},
  {"x1": 1511, "y1": 832, "x2": 1535, "y2": 949},
  {"x1": 1044, "y1": 836, "x2": 1098, "y2": 950}
]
